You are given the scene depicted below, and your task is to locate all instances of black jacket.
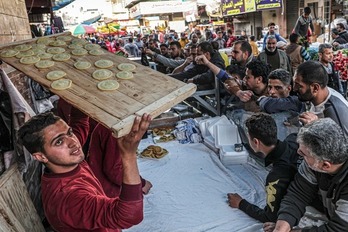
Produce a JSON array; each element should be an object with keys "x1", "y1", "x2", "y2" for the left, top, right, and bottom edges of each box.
[
  {"x1": 338, "y1": 31, "x2": 348, "y2": 43},
  {"x1": 278, "y1": 160, "x2": 348, "y2": 231},
  {"x1": 239, "y1": 140, "x2": 299, "y2": 222},
  {"x1": 170, "y1": 51, "x2": 225, "y2": 90},
  {"x1": 323, "y1": 88, "x2": 348, "y2": 137}
]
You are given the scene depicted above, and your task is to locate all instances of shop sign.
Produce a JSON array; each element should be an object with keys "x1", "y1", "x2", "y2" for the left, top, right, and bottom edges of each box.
[
  {"x1": 222, "y1": 0, "x2": 256, "y2": 16},
  {"x1": 256, "y1": 0, "x2": 282, "y2": 10},
  {"x1": 140, "y1": 1, "x2": 194, "y2": 15},
  {"x1": 221, "y1": 0, "x2": 282, "y2": 16}
]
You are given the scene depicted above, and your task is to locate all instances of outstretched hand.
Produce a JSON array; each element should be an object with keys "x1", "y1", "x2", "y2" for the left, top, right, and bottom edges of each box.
[{"x1": 117, "y1": 114, "x2": 152, "y2": 159}]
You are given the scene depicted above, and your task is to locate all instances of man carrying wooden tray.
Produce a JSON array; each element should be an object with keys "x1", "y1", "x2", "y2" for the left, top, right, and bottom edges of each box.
[{"x1": 18, "y1": 108, "x2": 151, "y2": 232}]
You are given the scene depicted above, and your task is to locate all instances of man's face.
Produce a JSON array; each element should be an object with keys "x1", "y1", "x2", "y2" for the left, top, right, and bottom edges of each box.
[
  {"x1": 231, "y1": 44, "x2": 247, "y2": 65},
  {"x1": 197, "y1": 46, "x2": 210, "y2": 60},
  {"x1": 149, "y1": 41, "x2": 156, "y2": 49},
  {"x1": 268, "y1": 79, "x2": 291, "y2": 98},
  {"x1": 217, "y1": 32, "x2": 223, "y2": 38},
  {"x1": 190, "y1": 48, "x2": 197, "y2": 60},
  {"x1": 266, "y1": 38, "x2": 277, "y2": 52},
  {"x1": 160, "y1": 46, "x2": 168, "y2": 55},
  {"x1": 169, "y1": 45, "x2": 179, "y2": 57},
  {"x1": 297, "y1": 143, "x2": 327, "y2": 173},
  {"x1": 268, "y1": 25, "x2": 275, "y2": 34},
  {"x1": 319, "y1": 48, "x2": 333, "y2": 64},
  {"x1": 244, "y1": 68, "x2": 258, "y2": 90},
  {"x1": 40, "y1": 120, "x2": 84, "y2": 172},
  {"x1": 192, "y1": 35, "x2": 198, "y2": 43},
  {"x1": 293, "y1": 75, "x2": 314, "y2": 102}
]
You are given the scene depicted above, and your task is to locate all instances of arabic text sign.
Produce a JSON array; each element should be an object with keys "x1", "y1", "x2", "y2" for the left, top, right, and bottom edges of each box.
[
  {"x1": 256, "y1": 0, "x2": 282, "y2": 10},
  {"x1": 222, "y1": 0, "x2": 246, "y2": 16}
]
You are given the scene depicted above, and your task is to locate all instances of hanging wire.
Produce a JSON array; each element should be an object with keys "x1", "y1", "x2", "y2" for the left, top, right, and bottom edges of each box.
[{"x1": 27, "y1": 0, "x2": 35, "y2": 14}]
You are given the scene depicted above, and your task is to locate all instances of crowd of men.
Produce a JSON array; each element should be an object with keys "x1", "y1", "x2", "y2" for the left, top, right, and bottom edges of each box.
[{"x1": 17, "y1": 6, "x2": 348, "y2": 232}]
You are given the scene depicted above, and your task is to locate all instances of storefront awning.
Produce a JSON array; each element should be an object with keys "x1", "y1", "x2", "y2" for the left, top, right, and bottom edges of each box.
[
  {"x1": 81, "y1": 15, "x2": 102, "y2": 25},
  {"x1": 52, "y1": 0, "x2": 76, "y2": 11}
]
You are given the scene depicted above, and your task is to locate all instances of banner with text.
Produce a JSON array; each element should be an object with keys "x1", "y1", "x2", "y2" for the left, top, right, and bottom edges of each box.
[{"x1": 222, "y1": 0, "x2": 282, "y2": 16}]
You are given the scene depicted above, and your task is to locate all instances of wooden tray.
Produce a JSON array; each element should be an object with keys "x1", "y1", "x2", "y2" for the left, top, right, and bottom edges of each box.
[{"x1": 0, "y1": 32, "x2": 196, "y2": 137}]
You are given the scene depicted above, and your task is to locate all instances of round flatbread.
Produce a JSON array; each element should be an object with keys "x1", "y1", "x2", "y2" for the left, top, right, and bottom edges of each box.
[
  {"x1": 19, "y1": 56, "x2": 40, "y2": 64},
  {"x1": 46, "y1": 70, "x2": 66, "y2": 80},
  {"x1": 31, "y1": 44, "x2": 46, "y2": 50},
  {"x1": 52, "y1": 53, "x2": 71, "y2": 61},
  {"x1": 71, "y1": 38, "x2": 88, "y2": 45},
  {"x1": 51, "y1": 78, "x2": 72, "y2": 90},
  {"x1": 118, "y1": 63, "x2": 136, "y2": 72},
  {"x1": 95, "y1": 59, "x2": 113, "y2": 68},
  {"x1": 92, "y1": 69, "x2": 113, "y2": 80},
  {"x1": 68, "y1": 44, "x2": 83, "y2": 49},
  {"x1": 37, "y1": 37, "x2": 55, "y2": 45},
  {"x1": 1, "y1": 49, "x2": 19, "y2": 58},
  {"x1": 74, "y1": 60, "x2": 91, "y2": 70},
  {"x1": 49, "y1": 40, "x2": 67, "y2": 47},
  {"x1": 97, "y1": 80, "x2": 119, "y2": 91},
  {"x1": 47, "y1": 47, "x2": 66, "y2": 54},
  {"x1": 71, "y1": 48, "x2": 88, "y2": 56},
  {"x1": 37, "y1": 52, "x2": 53, "y2": 60},
  {"x1": 35, "y1": 60, "x2": 55, "y2": 69},
  {"x1": 15, "y1": 50, "x2": 35, "y2": 58},
  {"x1": 56, "y1": 35, "x2": 73, "y2": 42},
  {"x1": 89, "y1": 49, "x2": 104, "y2": 56},
  {"x1": 14, "y1": 44, "x2": 32, "y2": 52},
  {"x1": 116, "y1": 71, "x2": 133, "y2": 79},
  {"x1": 31, "y1": 48, "x2": 46, "y2": 55},
  {"x1": 84, "y1": 44, "x2": 100, "y2": 51}
]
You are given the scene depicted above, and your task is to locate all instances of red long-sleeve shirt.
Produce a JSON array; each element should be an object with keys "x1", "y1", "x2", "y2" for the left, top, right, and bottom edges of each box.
[{"x1": 41, "y1": 106, "x2": 143, "y2": 231}]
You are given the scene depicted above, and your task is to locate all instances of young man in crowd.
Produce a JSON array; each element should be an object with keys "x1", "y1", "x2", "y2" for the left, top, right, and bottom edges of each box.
[
  {"x1": 18, "y1": 109, "x2": 151, "y2": 231},
  {"x1": 318, "y1": 43, "x2": 343, "y2": 94},
  {"x1": 146, "y1": 41, "x2": 185, "y2": 72},
  {"x1": 293, "y1": 7, "x2": 314, "y2": 39},
  {"x1": 265, "y1": 118, "x2": 348, "y2": 232},
  {"x1": 258, "y1": 69, "x2": 304, "y2": 114},
  {"x1": 170, "y1": 41, "x2": 225, "y2": 90},
  {"x1": 228, "y1": 113, "x2": 299, "y2": 223}
]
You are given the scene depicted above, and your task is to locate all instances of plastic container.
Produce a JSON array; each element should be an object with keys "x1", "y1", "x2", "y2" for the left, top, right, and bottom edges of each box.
[
  {"x1": 214, "y1": 124, "x2": 249, "y2": 165},
  {"x1": 219, "y1": 146, "x2": 249, "y2": 165}
]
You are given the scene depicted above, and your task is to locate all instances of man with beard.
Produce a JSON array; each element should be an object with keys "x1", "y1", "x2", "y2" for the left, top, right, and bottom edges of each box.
[
  {"x1": 258, "y1": 35, "x2": 292, "y2": 75},
  {"x1": 258, "y1": 69, "x2": 304, "y2": 114},
  {"x1": 265, "y1": 118, "x2": 348, "y2": 232},
  {"x1": 262, "y1": 22, "x2": 287, "y2": 51},
  {"x1": 186, "y1": 33, "x2": 199, "y2": 47},
  {"x1": 293, "y1": 61, "x2": 348, "y2": 136},
  {"x1": 172, "y1": 45, "x2": 197, "y2": 74}
]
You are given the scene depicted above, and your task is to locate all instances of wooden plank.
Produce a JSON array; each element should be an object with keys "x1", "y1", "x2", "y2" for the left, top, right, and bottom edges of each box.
[
  {"x1": 0, "y1": 165, "x2": 45, "y2": 231},
  {"x1": 0, "y1": 32, "x2": 197, "y2": 137},
  {"x1": 112, "y1": 84, "x2": 196, "y2": 137}
]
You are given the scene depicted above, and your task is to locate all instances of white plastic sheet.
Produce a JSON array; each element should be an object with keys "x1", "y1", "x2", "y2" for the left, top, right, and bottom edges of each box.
[{"x1": 126, "y1": 140, "x2": 269, "y2": 232}]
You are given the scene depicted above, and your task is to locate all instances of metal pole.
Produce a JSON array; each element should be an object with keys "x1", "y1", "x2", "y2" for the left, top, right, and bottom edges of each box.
[{"x1": 325, "y1": 0, "x2": 332, "y2": 44}]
